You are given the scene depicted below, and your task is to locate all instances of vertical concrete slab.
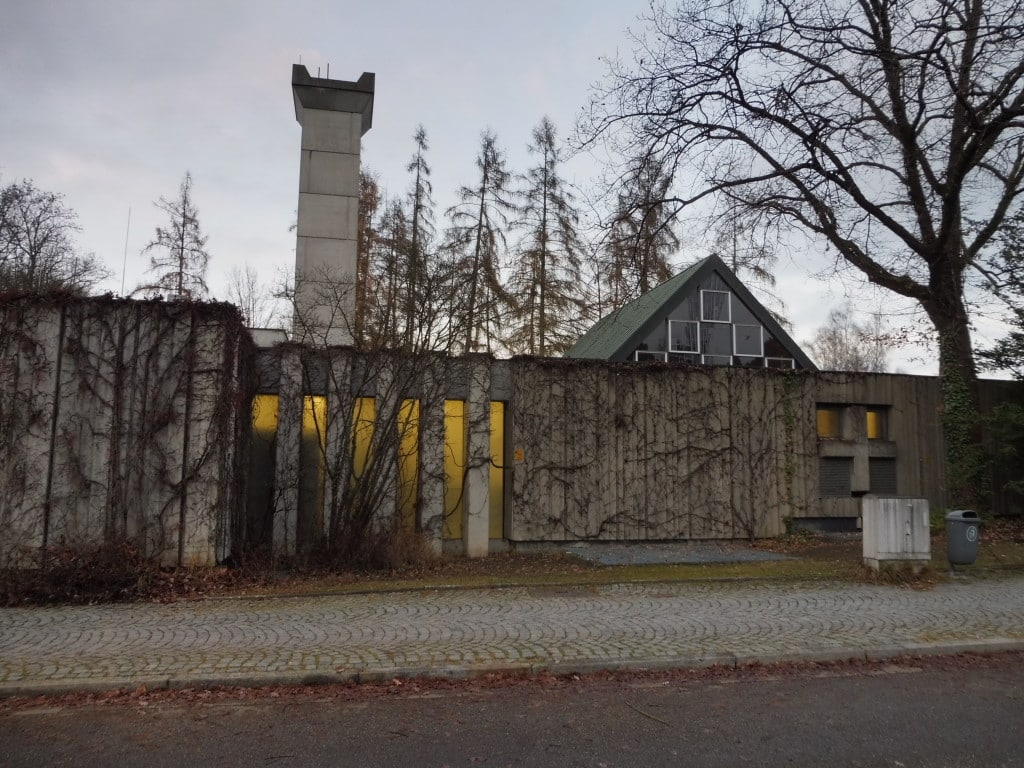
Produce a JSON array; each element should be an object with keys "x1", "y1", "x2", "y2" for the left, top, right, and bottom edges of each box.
[
  {"x1": 179, "y1": 317, "x2": 233, "y2": 567},
  {"x1": 291, "y1": 66, "x2": 374, "y2": 347},
  {"x1": 418, "y1": 359, "x2": 446, "y2": 555},
  {"x1": 373, "y1": 356, "x2": 398, "y2": 531},
  {"x1": 0, "y1": 302, "x2": 61, "y2": 567},
  {"x1": 463, "y1": 357, "x2": 491, "y2": 557},
  {"x1": 274, "y1": 347, "x2": 303, "y2": 557}
]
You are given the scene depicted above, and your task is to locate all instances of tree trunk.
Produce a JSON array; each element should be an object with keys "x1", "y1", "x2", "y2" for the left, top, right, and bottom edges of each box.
[{"x1": 923, "y1": 263, "x2": 984, "y2": 510}]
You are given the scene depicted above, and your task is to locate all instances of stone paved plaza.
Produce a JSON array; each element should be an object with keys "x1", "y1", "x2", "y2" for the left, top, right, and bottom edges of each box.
[{"x1": 2, "y1": 577, "x2": 1024, "y2": 695}]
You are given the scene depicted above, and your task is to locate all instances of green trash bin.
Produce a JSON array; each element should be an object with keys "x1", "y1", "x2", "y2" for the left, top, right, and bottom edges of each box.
[{"x1": 946, "y1": 510, "x2": 980, "y2": 566}]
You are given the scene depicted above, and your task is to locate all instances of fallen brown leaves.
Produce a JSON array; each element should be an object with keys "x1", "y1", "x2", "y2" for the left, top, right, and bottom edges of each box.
[{"x1": 2, "y1": 651, "x2": 1021, "y2": 715}]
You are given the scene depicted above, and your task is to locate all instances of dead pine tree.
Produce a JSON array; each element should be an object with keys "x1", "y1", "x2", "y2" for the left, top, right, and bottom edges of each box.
[
  {"x1": 139, "y1": 172, "x2": 210, "y2": 300},
  {"x1": 443, "y1": 130, "x2": 517, "y2": 354},
  {"x1": 508, "y1": 117, "x2": 586, "y2": 356}
]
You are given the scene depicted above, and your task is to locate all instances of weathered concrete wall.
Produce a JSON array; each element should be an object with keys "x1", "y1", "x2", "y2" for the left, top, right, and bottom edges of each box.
[
  {"x1": 507, "y1": 361, "x2": 813, "y2": 541},
  {"x1": 255, "y1": 353, "x2": 966, "y2": 552},
  {"x1": 506, "y1": 362, "x2": 955, "y2": 541},
  {"x1": 0, "y1": 296, "x2": 251, "y2": 568},
  {"x1": 8, "y1": 309, "x2": 1012, "y2": 569}
]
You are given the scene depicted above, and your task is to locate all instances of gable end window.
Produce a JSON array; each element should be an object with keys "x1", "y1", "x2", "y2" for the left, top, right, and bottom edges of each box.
[
  {"x1": 668, "y1": 319, "x2": 699, "y2": 353},
  {"x1": 700, "y1": 290, "x2": 731, "y2": 323},
  {"x1": 635, "y1": 350, "x2": 668, "y2": 362},
  {"x1": 702, "y1": 354, "x2": 732, "y2": 366},
  {"x1": 733, "y1": 324, "x2": 763, "y2": 356}
]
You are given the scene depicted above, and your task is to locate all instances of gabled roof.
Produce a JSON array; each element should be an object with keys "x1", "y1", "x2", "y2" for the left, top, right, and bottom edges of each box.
[{"x1": 565, "y1": 254, "x2": 817, "y2": 370}]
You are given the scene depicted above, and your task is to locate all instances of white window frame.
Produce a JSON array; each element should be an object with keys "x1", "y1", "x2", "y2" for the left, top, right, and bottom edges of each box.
[
  {"x1": 700, "y1": 290, "x2": 731, "y2": 323},
  {"x1": 765, "y1": 357, "x2": 795, "y2": 369},
  {"x1": 702, "y1": 354, "x2": 732, "y2": 367},
  {"x1": 666, "y1": 352, "x2": 700, "y2": 365},
  {"x1": 733, "y1": 355, "x2": 764, "y2": 368},
  {"x1": 634, "y1": 350, "x2": 668, "y2": 362},
  {"x1": 668, "y1": 319, "x2": 699, "y2": 353},
  {"x1": 732, "y1": 323, "x2": 763, "y2": 356}
]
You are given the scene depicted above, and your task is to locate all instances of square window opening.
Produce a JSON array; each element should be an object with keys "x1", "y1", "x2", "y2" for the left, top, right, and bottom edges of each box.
[
  {"x1": 733, "y1": 323, "x2": 763, "y2": 356},
  {"x1": 668, "y1": 319, "x2": 700, "y2": 353},
  {"x1": 701, "y1": 290, "x2": 731, "y2": 323}
]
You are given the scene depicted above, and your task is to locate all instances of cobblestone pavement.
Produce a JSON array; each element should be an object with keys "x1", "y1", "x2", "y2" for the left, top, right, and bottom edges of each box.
[{"x1": 2, "y1": 577, "x2": 1024, "y2": 696}]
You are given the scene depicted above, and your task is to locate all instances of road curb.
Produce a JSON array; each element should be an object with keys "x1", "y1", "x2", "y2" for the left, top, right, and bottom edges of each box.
[{"x1": 4, "y1": 639, "x2": 1023, "y2": 699}]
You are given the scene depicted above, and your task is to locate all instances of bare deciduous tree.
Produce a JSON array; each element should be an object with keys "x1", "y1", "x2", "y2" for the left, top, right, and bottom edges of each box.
[
  {"x1": 809, "y1": 303, "x2": 889, "y2": 372},
  {"x1": 226, "y1": 265, "x2": 283, "y2": 328},
  {"x1": 0, "y1": 179, "x2": 108, "y2": 294},
  {"x1": 581, "y1": 0, "x2": 1024, "y2": 503}
]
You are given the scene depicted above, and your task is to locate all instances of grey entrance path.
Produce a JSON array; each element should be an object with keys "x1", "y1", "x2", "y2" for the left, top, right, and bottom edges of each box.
[{"x1": 2, "y1": 577, "x2": 1024, "y2": 697}]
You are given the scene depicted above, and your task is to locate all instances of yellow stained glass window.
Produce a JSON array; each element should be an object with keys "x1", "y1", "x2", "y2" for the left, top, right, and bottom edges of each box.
[
  {"x1": 247, "y1": 395, "x2": 280, "y2": 545},
  {"x1": 866, "y1": 408, "x2": 886, "y2": 440},
  {"x1": 817, "y1": 407, "x2": 841, "y2": 438},
  {"x1": 397, "y1": 399, "x2": 420, "y2": 529},
  {"x1": 299, "y1": 396, "x2": 327, "y2": 530},
  {"x1": 443, "y1": 400, "x2": 466, "y2": 540},
  {"x1": 442, "y1": 401, "x2": 505, "y2": 541},
  {"x1": 351, "y1": 397, "x2": 376, "y2": 483},
  {"x1": 489, "y1": 402, "x2": 505, "y2": 540}
]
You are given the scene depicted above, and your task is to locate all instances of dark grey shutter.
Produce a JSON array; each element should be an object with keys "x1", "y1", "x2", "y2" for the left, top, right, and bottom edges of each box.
[
  {"x1": 819, "y1": 457, "x2": 853, "y2": 497},
  {"x1": 869, "y1": 458, "x2": 897, "y2": 495}
]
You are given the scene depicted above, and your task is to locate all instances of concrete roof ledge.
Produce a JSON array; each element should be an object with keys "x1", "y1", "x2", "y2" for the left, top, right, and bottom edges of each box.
[{"x1": 292, "y1": 64, "x2": 375, "y2": 134}]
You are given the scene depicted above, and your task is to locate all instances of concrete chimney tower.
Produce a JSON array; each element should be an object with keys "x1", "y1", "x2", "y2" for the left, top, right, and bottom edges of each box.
[{"x1": 291, "y1": 65, "x2": 375, "y2": 345}]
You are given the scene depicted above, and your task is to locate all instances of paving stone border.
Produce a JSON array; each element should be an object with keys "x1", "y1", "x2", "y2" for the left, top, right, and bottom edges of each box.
[{"x1": 2, "y1": 578, "x2": 1023, "y2": 696}]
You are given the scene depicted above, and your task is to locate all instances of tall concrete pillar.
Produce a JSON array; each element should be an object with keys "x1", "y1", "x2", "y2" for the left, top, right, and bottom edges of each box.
[
  {"x1": 273, "y1": 347, "x2": 302, "y2": 557},
  {"x1": 291, "y1": 65, "x2": 374, "y2": 346},
  {"x1": 463, "y1": 357, "x2": 491, "y2": 558}
]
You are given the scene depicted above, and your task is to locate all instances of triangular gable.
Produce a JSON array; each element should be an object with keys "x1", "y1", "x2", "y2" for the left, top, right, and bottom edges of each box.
[{"x1": 566, "y1": 254, "x2": 817, "y2": 370}]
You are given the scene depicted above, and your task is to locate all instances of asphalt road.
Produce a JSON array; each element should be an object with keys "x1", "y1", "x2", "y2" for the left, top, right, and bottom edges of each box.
[{"x1": 2, "y1": 654, "x2": 1022, "y2": 767}]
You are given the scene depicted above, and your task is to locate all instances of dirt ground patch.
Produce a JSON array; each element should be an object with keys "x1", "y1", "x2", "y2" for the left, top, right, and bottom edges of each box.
[{"x1": 6, "y1": 518, "x2": 1023, "y2": 605}]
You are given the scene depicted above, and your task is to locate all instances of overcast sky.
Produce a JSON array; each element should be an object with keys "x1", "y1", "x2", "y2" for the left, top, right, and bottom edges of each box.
[{"x1": 4, "y1": 0, "x2": 1005, "y2": 373}]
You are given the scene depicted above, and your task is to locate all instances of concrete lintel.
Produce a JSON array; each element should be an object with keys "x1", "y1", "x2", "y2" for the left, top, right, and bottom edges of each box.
[{"x1": 292, "y1": 65, "x2": 374, "y2": 135}]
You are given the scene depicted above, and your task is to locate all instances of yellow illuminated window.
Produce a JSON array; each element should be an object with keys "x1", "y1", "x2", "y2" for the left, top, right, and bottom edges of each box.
[
  {"x1": 442, "y1": 401, "x2": 506, "y2": 541},
  {"x1": 299, "y1": 396, "x2": 327, "y2": 528},
  {"x1": 351, "y1": 397, "x2": 376, "y2": 483},
  {"x1": 397, "y1": 399, "x2": 420, "y2": 529},
  {"x1": 247, "y1": 394, "x2": 280, "y2": 545},
  {"x1": 489, "y1": 402, "x2": 505, "y2": 540},
  {"x1": 443, "y1": 400, "x2": 466, "y2": 540},
  {"x1": 866, "y1": 408, "x2": 887, "y2": 440},
  {"x1": 816, "y1": 407, "x2": 841, "y2": 438}
]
